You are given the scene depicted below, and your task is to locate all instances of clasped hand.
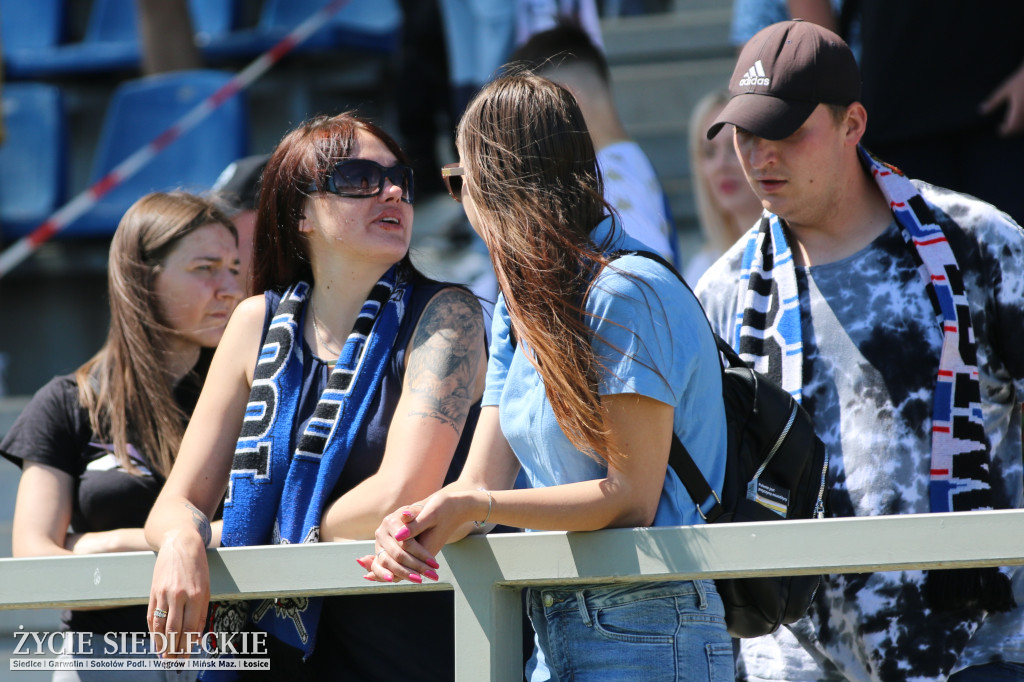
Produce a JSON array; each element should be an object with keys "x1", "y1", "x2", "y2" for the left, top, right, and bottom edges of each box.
[
  {"x1": 357, "y1": 490, "x2": 476, "y2": 583},
  {"x1": 357, "y1": 504, "x2": 440, "y2": 583}
]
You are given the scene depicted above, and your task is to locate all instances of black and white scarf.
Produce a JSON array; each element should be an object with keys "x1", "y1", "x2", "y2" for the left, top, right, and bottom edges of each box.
[
  {"x1": 734, "y1": 147, "x2": 1013, "y2": 613},
  {"x1": 211, "y1": 266, "x2": 410, "y2": 668}
]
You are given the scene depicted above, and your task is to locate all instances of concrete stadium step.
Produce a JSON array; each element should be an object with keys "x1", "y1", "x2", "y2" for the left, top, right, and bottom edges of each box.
[
  {"x1": 601, "y1": 5, "x2": 735, "y2": 242},
  {"x1": 602, "y1": 7, "x2": 733, "y2": 66},
  {"x1": 612, "y1": 57, "x2": 735, "y2": 131},
  {"x1": 611, "y1": 58, "x2": 735, "y2": 229}
]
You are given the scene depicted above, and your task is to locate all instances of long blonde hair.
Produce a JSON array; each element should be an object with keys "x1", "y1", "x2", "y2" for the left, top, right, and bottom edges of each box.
[
  {"x1": 75, "y1": 192, "x2": 237, "y2": 478},
  {"x1": 458, "y1": 71, "x2": 628, "y2": 467},
  {"x1": 689, "y1": 90, "x2": 737, "y2": 254}
]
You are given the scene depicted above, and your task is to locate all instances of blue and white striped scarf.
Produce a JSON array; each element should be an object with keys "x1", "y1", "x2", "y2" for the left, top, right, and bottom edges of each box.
[
  {"x1": 215, "y1": 266, "x2": 410, "y2": 661},
  {"x1": 735, "y1": 212, "x2": 804, "y2": 403},
  {"x1": 735, "y1": 146, "x2": 992, "y2": 515}
]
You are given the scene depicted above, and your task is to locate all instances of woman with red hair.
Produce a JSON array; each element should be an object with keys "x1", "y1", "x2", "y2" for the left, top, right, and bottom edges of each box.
[{"x1": 146, "y1": 113, "x2": 485, "y2": 679}]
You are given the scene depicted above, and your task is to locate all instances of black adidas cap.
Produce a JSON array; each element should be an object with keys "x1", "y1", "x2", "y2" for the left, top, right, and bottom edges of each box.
[{"x1": 707, "y1": 20, "x2": 861, "y2": 140}]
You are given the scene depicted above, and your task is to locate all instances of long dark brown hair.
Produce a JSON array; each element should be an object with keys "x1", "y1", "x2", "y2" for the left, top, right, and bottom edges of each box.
[
  {"x1": 457, "y1": 71, "x2": 626, "y2": 466},
  {"x1": 76, "y1": 192, "x2": 237, "y2": 478},
  {"x1": 251, "y1": 112, "x2": 416, "y2": 294}
]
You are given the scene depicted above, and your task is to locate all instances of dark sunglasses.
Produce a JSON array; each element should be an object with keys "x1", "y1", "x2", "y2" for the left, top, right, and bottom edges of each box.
[
  {"x1": 441, "y1": 163, "x2": 465, "y2": 203},
  {"x1": 309, "y1": 159, "x2": 414, "y2": 204}
]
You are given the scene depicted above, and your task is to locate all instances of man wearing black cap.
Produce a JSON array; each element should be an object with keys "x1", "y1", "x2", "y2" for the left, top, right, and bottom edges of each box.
[{"x1": 694, "y1": 20, "x2": 1024, "y2": 682}]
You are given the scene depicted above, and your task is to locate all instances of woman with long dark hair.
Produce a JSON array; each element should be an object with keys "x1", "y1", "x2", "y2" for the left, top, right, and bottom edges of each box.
[
  {"x1": 145, "y1": 112, "x2": 486, "y2": 679},
  {"x1": 2, "y1": 191, "x2": 243, "y2": 679},
  {"x1": 365, "y1": 73, "x2": 734, "y2": 681}
]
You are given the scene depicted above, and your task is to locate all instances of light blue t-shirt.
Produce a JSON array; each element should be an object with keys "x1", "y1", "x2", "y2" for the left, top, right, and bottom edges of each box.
[{"x1": 483, "y1": 217, "x2": 727, "y2": 528}]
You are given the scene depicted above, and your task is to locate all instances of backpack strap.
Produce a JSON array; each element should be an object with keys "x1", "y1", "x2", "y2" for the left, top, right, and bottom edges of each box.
[
  {"x1": 609, "y1": 249, "x2": 728, "y2": 523},
  {"x1": 669, "y1": 434, "x2": 726, "y2": 522}
]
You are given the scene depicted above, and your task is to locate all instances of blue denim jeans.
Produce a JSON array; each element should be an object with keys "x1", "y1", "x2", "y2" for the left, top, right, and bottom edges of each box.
[
  {"x1": 949, "y1": 662, "x2": 1024, "y2": 681},
  {"x1": 526, "y1": 579, "x2": 734, "y2": 681}
]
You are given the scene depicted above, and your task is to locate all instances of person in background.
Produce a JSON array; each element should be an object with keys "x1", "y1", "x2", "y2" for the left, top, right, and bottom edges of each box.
[
  {"x1": 145, "y1": 112, "x2": 486, "y2": 680},
  {"x1": 683, "y1": 89, "x2": 764, "y2": 284},
  {"x1": 853, "y1": 0, "x2": 1024, "y2": 224},
  {"x1": 515, "y1": 0, "x2": 602, "y2": 48},
  {"x1": 730, "y1": 0, "x2": 848, "y2": 53},
  {"x1": 696, "y1": 20, "x2": 1024, "y2": 681},
  {"x1": 437, "y1": 0, "x2": 603, "y2": 124},
  {"x1": 211, "y1": 154, "x2": 269, "y2": 295},
  {"x1": 364, "y1": 71, "x2": 732, "y2": 681},
  {"x1": 509, "y1": 22, "x2": 679, "y2": 264},
  {"x1": 395, "y1": 0, "x2": 454, "y2": 199},
  {"x1": 1, "y1": 192, "x2": 243, "y2": 680},
  {"x1": 780, "y1": 0, "x2": 1024, "y2": 224}
]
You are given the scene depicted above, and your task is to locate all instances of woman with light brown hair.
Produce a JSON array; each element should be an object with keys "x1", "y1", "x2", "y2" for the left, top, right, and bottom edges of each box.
[
  {"x1": 1, "y1": 191, "x2": 243, "y2": 678},
  {"x1": 364, "y1": 72, "x2": 734, "y2": 681},
  {"x1": 683, "y1": 89, "x2": 764, "y2": 283}
]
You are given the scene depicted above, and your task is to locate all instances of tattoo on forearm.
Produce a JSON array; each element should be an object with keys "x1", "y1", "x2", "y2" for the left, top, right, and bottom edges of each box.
[
  {"x1": 186, "y1": 502, "x2": 212, "y2": 547},
  {"x1": 406, "y1": 289, "x2": 484, "y2": 433}
]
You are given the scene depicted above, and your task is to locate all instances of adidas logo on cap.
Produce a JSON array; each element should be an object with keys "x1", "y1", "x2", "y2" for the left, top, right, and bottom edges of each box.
[{"x1": 738, "y1": 60, "x2": 770, "y2": 87}]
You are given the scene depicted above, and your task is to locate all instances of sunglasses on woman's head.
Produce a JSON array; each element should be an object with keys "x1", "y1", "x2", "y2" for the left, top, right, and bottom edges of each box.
[
  {"x1": 309, "y1": 159, "x2": 415, "y2": 204},
  {"x1": 441, "y1": 164, "x2": 465, "y2": 203}
]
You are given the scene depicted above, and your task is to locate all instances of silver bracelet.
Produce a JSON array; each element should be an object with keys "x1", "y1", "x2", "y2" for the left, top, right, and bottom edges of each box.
[{"x1": 473, "y1": 488, "x2": 493, "y2": 528}]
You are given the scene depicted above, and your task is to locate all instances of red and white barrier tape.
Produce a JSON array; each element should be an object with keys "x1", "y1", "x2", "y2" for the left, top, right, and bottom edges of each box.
[{"x1": 0, "y1": 0, "x2": 351, "y2": 278}]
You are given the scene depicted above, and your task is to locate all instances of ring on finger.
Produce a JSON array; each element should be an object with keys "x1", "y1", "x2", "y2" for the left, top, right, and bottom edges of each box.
[{"x1": 153, "y1": 608, "x2": 168, "y2": 619}]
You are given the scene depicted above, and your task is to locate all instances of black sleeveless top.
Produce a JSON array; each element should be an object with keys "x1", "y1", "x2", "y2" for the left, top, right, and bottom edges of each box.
[{"x1": 253, "y1": 273, "x2": 479, "y2": 681}]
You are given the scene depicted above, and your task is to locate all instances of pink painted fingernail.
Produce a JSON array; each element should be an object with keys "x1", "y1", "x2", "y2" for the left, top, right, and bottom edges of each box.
[
  {"x1": 362, "y1": 574, "x2": 376, "y2": 582},
  {"x1": 408, "y1": 573, "x2": 423, "y2": 584},
  {"x1": 394, "y1": 526, "x2": 411, "y2": 541},
  {"x1": 383, "y1": 570, "x2": 395, "y2": 582},
  {"x1": 355, "y1": 557, "x2": 370, "y2": 570},
  {"x1": 425, "y1": 558, "x2": 440, "y2": 570},
  {"x1": 423, "y1": 569, "x2": 439, "y2": 581}
]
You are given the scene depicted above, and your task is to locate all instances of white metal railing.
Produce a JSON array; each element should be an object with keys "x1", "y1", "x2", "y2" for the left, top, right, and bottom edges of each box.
[{"x1": 2, "y1": 509, "x2": 1024, "y2": 680}]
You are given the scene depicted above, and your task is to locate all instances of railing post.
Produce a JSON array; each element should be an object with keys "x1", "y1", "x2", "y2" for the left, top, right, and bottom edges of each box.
[{"x1": 443, "y1": 538, "x2": 523, "y2": 681}]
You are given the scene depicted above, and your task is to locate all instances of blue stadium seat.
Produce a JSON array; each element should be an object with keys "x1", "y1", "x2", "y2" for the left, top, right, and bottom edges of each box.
[
  {"x1": 3, "y1": 0, "x2": 237, "y2": 79},
  {"x1": 0, "y1": 0, "x2": 65, "y2": 50},
  {"x1": 0, "y1": 0, "x2": 67, "y2": 78},
  {"x1": 203, "y1": 0, "x2": 401, "y2": 62},
  {"x1": 85, "y1": 0, "x2": 141, "y2": 43},
  {"x1": 189, "y1": 0, "x2": 238, "y2": 47},
  {"x1": 0, "y1": 83, "x2": 67, "y2": 241},
  {"x1": 67, "y1": 70, "x2": 248, "y2": 237},
  {"x1": 85, "y1": 0, "x2": 236, "y2": 45}
]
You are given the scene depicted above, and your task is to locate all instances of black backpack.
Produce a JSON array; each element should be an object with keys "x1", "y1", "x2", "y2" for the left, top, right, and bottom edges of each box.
[{"x1": 613, "y1": 250, "x2": 830, "y2": 638}]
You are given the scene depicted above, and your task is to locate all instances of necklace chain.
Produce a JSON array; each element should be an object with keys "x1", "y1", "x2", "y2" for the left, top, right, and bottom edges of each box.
[{"x1": 310, "y1": 301, "x2": 343, "y2": 357}]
